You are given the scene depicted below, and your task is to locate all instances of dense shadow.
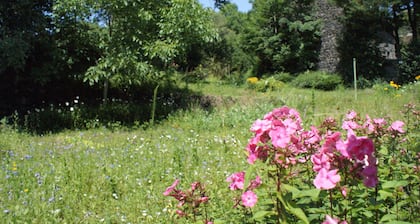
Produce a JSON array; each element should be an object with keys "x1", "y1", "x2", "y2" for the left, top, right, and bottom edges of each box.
[{"x1": 1, "y1": 80, "x2": 212, "y2": 135}]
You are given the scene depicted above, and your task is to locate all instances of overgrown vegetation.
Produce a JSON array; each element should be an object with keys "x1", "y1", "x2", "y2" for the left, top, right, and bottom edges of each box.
[
  {"x1": 0, "y1": 79, "x2": 419, "y2": 223},
  {"x1": 0, "y1": 1, "x2": 419, "y2": 222},
  {"x1": 291, "y1": 71, "x2": 343, "y2": 90}
]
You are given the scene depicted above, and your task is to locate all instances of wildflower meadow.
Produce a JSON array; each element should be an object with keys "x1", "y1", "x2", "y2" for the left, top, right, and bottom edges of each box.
[{"x1": 1, "y1": 81, "x2": 419, "y2": 223}]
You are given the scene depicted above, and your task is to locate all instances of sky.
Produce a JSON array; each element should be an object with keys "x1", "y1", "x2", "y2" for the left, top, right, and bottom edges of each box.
[{"x1": 198, "y1": 0, "x2": 252, "y2": 12}]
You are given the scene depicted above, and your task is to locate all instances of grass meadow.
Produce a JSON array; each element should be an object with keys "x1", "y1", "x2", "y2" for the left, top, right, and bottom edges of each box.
[{"x1": 0, "y1": 79, "x2": 419, "y2": 223}]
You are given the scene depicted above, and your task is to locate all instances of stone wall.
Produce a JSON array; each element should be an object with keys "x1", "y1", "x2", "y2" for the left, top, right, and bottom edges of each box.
[{"x1": 314, "y1": 0, "x2": 344, "y2": 74}]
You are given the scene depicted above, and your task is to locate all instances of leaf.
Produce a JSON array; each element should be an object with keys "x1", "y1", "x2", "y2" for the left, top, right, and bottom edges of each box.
[
  {"x1": 244, "y1": 165, "x2": 256, "y2": 190},
  {"x1": 378, "y1": 190, "x2": 394, "y2": 200},
  {"x1": 282, "y1": 184, "x2": 320, "y2": 201},
  {"x1": 282, "y1": 184, "x2": 300, "y2": 196},
  {"x1": 296, "y1": 189, "x2": 320, "y2": 201},
  {"x1": 288, "y1": 207, "x2": 309, "y2": 224},
  {"x1": 382, "y1": 180, "x2": 409, "y2": 189},
  {"x1": 212, "y1": 219, "x2": 226, "y2": 224},
  {"x1": 252, "y1": 210, "x2": 275, "y2": 221},
  {"x1": 277, "y1": 191, "x2": 310, "y2": 224},
  {"x1": 380, "y1": 214, "x2": 397, "y2": 222}
]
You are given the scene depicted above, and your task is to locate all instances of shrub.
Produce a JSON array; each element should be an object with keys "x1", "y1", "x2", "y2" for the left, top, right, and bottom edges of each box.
[
  {"x1": 272, "y1": 72, "x2": 295, "y2": 83},
  {"x1": 291, "y1": 71, "x2": 342, "y2": 90},
  {"x1": 254, "y1": 77, "x2": 285, "y2": 92}
]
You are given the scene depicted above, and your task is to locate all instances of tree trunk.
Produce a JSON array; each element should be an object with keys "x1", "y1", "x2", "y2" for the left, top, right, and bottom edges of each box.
[
  {"x1": 392, "y1": 4, "x2": 401, "y2": 60},
  {"x1": 102, "y1": 14, "x2": 112, "y2": 105},
  {"x1": 409, "y1": 0, "x2": 418, "y2": 42}
]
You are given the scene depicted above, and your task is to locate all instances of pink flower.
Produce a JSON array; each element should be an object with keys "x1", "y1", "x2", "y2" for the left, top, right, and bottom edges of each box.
[
  {"x1": 361, "y1": 165, "x2": 378, "y2": 187},
  {"x1": 341, "y1": 186, "x2": 348, "y2": 197},
  {"x1": 250, "y1": 119, "x2": 272, "y2": 135},
  {"x1": 373, "y1": 118, "x2": 386, "y2": 126},
  {"x1": 313, "y1": 168, "x2": 341, "y2": 190},
  {"x1": 346, "y1": 110, "x2": 357, "y2": 120},
  {"x1": 246, "y1": 141, "x2": 269, "y2": 164},
  {"x1": 241, "y1": 190, "x2": 258, "y2": 207},
  {"x1": 389, "y1": 120, "x2": 405, "y2": 133},
  {"x1": 323, "y1": 215, "x2": 339, "y2": 224},
  {"x1": 226, "y1": 172, "x2": 245, "y2": 190},
  {"x1": 302, "y1": 126, "x2": 321, "y2": 149},
  {"x1": 346, "y1": 134, "x2": 375, "y2": 161},
  {"x1": 269, "y1": 124, "x2": 290, "y2": 148},
  {"x1": 199, "y1": 196, "x2": 209, "y2": 203},
  {"x1": 249, "y1": 176, "x2": 262, "y2": 190},
  {"x1": 191, "y1": 181, "x2": 200, "y2": 191},
  {"x1": 163, "y1": 179, "x2": 180, "y2": 196},
  {"x1": 322, "y1": 215, "x2": 348, "y2": 224},
  {"x1": 176, "y1": 209, "x2": 186, "y2": 217},
  {"x1": 363, "y1": 115, "x2": 375, "y2": 133},
  {"x1": 311, "y1": 153, "x2": 331, "y2": 172},
  {"x1": 342, "y1": 120, "x2": 360, "y2": 131},
  {"x1": 321, "y1": 132, "x2": 343, "y2": 154},
  {"x1": 264, "y1": 106, "x2": 300, "y2": 122}
]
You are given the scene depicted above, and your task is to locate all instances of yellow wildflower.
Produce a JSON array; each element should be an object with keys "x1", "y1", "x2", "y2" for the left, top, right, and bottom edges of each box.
[
  {"x1": 415, "y1": 74, "x2": 420, "y2": 80},
  {"x1": 12, "y1": 162, "x2": 17, "y2": 172},
  {"x1": 389, "y1": 80, "x2": 401, "y2": 89},
  {"x1": 246, "y1": 77, "x2": 259, "y2": 84},
  {"x1": 24, "y1": 189, "x2": 29, "y2": 193}
]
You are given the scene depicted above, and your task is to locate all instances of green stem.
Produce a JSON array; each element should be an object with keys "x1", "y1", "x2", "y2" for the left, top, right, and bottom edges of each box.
[
  {"x1": 374, "y1": 186, "x2": 378, "y2": 223},
  {"x1": 150, "y1": 84, "x2": 159, "y2": 126},
  {"x1": 329, "y1": 190, "x2": 333, "y2": 216},
  {"x1": 276, "y1": 168, "x2": 282, "y2": 224}
]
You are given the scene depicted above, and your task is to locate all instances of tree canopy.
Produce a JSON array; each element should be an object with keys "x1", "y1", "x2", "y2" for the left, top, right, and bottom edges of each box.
[{"x1": 0, "y1": 0, "x2": 418, "y2": 115}]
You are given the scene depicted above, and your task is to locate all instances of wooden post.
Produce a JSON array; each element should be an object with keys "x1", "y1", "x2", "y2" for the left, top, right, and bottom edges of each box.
[{"x1": 353, "y1": 58, "x2": 357, "y2": 100}]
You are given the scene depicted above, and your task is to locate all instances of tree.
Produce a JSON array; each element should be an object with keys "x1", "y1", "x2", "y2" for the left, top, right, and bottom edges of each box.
[
  {"x1": 245, "y1": 0, "x2": 321, "y2": 75},
  {"x1": 206, "y1": 4, "x2": 255, "y2": 75},
  {"x1": 60, "y1": 0, "x2": 219, "y2": 102},
  {"x1": 214, "y1": 0, "x2": 231, "y2": 9},
  {"x1": 334, "y1": 0, "x2": 419, "y2": 84},
  {"x1": 0, "y1": 0, "x2": 57, "y2": 114},
  {"x1": 335, "y1": 1, "x2": 386, "y2": 84}
]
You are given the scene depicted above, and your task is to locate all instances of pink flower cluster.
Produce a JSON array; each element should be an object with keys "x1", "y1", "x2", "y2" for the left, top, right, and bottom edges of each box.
[
  {"x1": 246, "y1": 107, "x2": 396, "y2": 191},
  {"x1": 226, "y1": 171, "x2": 261, "y2": 207},
  {"x1": 311, "y1": 130, "x2": 378, "y2": 189},
  {"x1": 163, "y1": 179, "x2": 210, "y2": 219},
  {"x1": 247, "y1": 106, "x2": 308, "y2": 167},
  {"x1": 343, "y1": 110, "x2": 405, "y2": 138}
]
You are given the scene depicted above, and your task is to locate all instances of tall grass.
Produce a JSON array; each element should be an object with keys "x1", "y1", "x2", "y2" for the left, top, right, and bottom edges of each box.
[{"x1": 0, "y1": 80, "x2": 418, "y2": 223}]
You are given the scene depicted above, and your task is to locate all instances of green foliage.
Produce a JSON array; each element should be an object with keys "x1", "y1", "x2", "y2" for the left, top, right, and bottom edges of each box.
[
  {"x1": 254, "y1": 77, "x2": 286, "y2": 92},
  {"x1": 207, "y1": 4, "x2": 255, "y2": 75},
  {"x1": 399, "y1": 40, "x2": 420, "y2": 83},
  {"x1": 0, "y1": 82, "x2": 419, "y2": 223},
  {"x1": 245, "y1": 0, "x2": 321, "y2": 74},
  {"x1": 63, "y1": 0, "x2": 218, "y2": 89},
  {"x1": 336, "y1": 1, "x2": 388, "y2": 84},
  {"x1": 271, "y1": 72, "x2": 295, "y2": 83},
  {"x1": 291, "y1": 71, "x2": 343, "y2": 90}
]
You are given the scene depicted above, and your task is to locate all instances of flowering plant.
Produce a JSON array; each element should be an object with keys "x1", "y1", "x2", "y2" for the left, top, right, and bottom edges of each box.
[
  {"x1": 232, "y1": 106, "x2": 412, "y2": 223},
  {"x1": 163, "y1": 179, "x2": 212, "y2": 223}
]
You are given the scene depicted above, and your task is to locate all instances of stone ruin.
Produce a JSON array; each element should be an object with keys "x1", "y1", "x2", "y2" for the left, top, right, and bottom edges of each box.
[{"x1": 314, "y1": 0, "x2": 344, "y2": 74}]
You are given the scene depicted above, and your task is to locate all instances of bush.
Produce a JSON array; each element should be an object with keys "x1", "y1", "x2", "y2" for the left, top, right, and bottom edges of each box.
[
  {"x1": 291, "y1": 71, "x2": 342, "y2": 90},
  {"x1": 272, "y1": 72, "x2": 295, "y2": 83},
  {"x1": 254, "y1": 77, "x2": 286, "y2": 92}
]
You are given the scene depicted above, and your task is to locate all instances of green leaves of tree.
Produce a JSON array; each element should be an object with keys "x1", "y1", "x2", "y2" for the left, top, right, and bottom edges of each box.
[{"x1": 55, "y1": 0, "x2": 217, "y2": 88}]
